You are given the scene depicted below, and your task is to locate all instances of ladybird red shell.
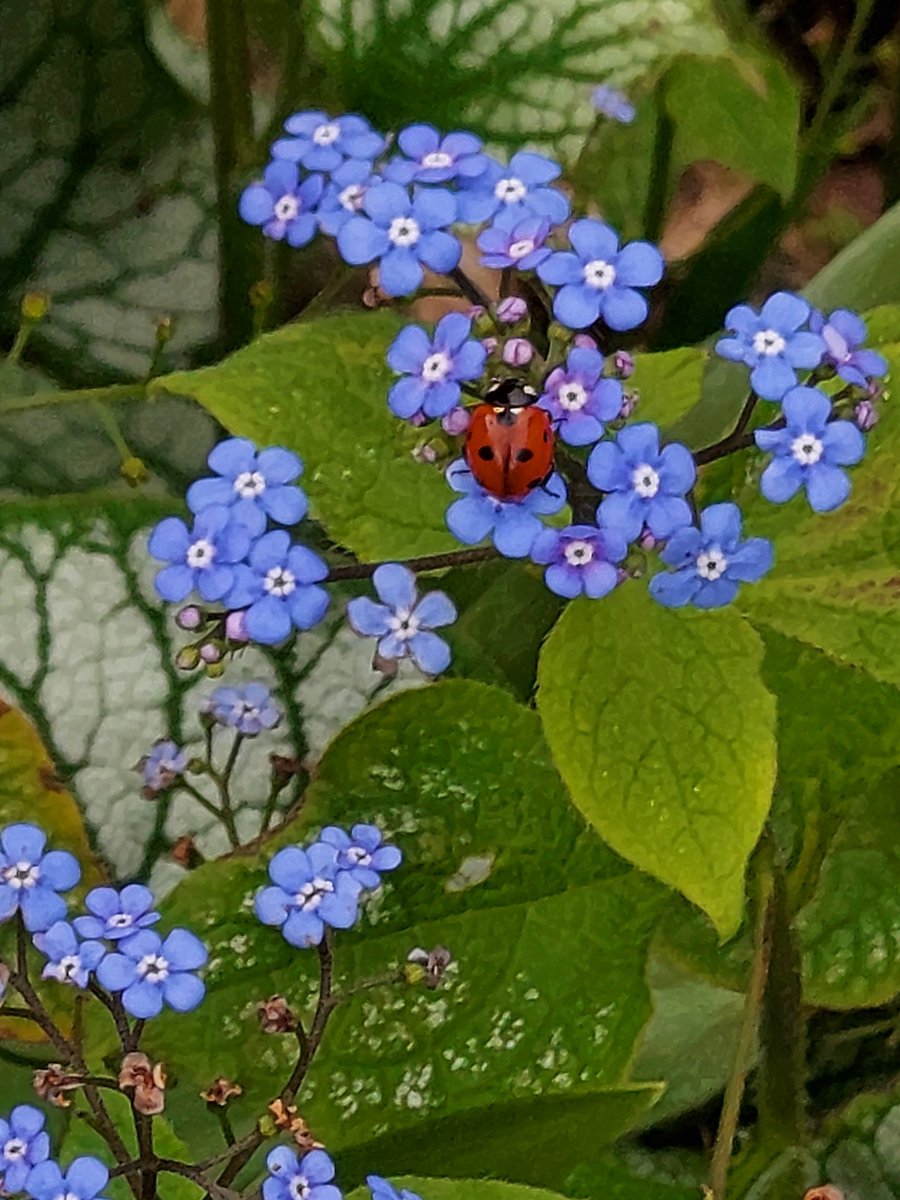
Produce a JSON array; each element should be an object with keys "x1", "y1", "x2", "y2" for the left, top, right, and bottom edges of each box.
[{"x1": 464, "y1": 402, "x2": 555, "y2": 499}]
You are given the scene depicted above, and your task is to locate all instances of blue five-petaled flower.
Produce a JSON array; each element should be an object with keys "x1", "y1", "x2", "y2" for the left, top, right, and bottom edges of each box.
[
  {"x1": 34, "y1": 920, "x2": 105, "y2": 988},
  {"x1": 319, "y1": 824, "x2": 402, "y2": 890},
  {"x1": 264, "y1": 1147, "x2": 341, "y2": 1200},
  {"x1": 225, "y1": 531, "x2": 330, "y2": 645},
  {"x1": 445, "y1": 459, "x2": 568, "y2": 558},
  {"x1": 346, "y1": 563, "x2": 457, "y2": 675},
  {"x1": 238, "y1": 162, "x2": 324, "y2": 247},
  {"x1": 74, "y1": 885, "x2": 160, "y2": 941},
  {"x1": 96, "y1": 927, "x2": 207, "y2": 1018},
  {"x1": 0, "y1": 1105, "x2": 50, "y2": 1194},
  {"x1": 206, "y1": 682, "x2": 282, "y2": 735},
  {"x1": 255, "y1": 843, "x2": 362, "y2": 948},
  {"x1": 591, "y1": 84, "x2": 636, "y2": 124},
  {"x1": 538, "y1": 346, "x2": 623, "y2": 446},
  {"x1": 26, "y1": 1157, "x2": 110, "y2": 1200},
  {"x1": 457, "y1": 151, "x2": 570, "y2": 226},
  {"x1": 809, "y1": 308, "x2": 888, "y2": 388},
  {"x1": 386, "y1": 313, "x2": 487, "y2": 421},
  {"x1": 148, "y1": 507, "x2": 251, "y2": 604},
  {"x1": 588, "y1": 423, "x2": 696, "y2": 542},
  {"x1": 0, "y1": 823, "x2": 80, "y2": 933},
  {"x1": 649, "y1": 503, "x2": 774, "y2": 609},
  {"x1": 141, "y1": 741, "x2": 187, "y2": 794},
  {"x1": 271, "y1": 110, "x2": 384, "y2": 171},
  {"x1": 187, "y1": 438, "x2": 307, "y2": 537},
  {"x1": 383, "y1": 124, "x2": 490, "y2": 184},
  {"x1": 531, "y1": 523, "x2": 627, "y2": 599},
  {"x1": 367, "y1": 1177, "x2": 423, "y2": 1200},
  {"x1": 715, "y1": 291, "x2": 825, "y2": 400},
  {"x1": 754, "y1": 386, "x2": 865, "y2": 512},
  {"x1": 476, "y1": 211, "x2": 553, "y2": 272},
  {"x1": 318, "y1": 160, "x2": 382, "y2": 236}
]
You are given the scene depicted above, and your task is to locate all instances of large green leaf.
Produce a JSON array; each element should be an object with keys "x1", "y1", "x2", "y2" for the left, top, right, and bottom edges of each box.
[
  {"x1": 150, "y1": 681, "x2": 662, "y2": 1167},
  {"x1": 805, "y1": 199, "x2": 900, "y2": 314},
  {"x1": 628, "y1": 348, "x2": 707, "y2": 431},
  {"x1": 536, "y1": 586, "x2": 776, "y2": 937},
  {"x1": 346, "y1": 1180, "x2": 568, "y2": 1200}
]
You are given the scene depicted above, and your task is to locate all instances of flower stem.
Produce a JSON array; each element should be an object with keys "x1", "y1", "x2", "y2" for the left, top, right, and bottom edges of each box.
[
  {"x1": 447, "y1": 266, "x2": 491, "y2": 309},
  {"x1": 327, "y1": 545, "x2": 497, "y2": 581},
  {"x1": 693, "y1": 392, "x2": 760, "y2": 465},
  {"x1": 0, "y1": 382, "x2": 143, "y2": 416}
]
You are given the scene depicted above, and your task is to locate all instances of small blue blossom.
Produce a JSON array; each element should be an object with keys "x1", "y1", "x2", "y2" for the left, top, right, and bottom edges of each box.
[
  {"x1": 225, "y1": 531, "x2": 329, "y2": 646},
  {"x1": 264, "y1": 1148, "x2": 341, "y2": 1200},
  {"x1": 96, "y1": 928, "x2": 207, "y2": 1018},
  {"x1": 383, "y1": 124, "x2": 490, "y2": 184},
  {"x1": 33, "y1": 920, "x2": 105, "y2": 988},
  {"x1": 457, "y1": 152, "x2": 570, "y2": 226},
  {"x1": 539, "y1": 346, "x2": 623, "y2": 445},
  {"x1": 206, "y1": 683, "x2": 282, "y2": 735},
  {"x1": 0, "y1": 823, "x2": 80, "y2": 933},
  {"x1": 592, "y1": 84, "x2": 636, "y2": 123},
  {"x1": 337, "y1": 182, "x2": 461, "y2": 296},
  {"x1": 238, "y1": 162, "x2": 324, "y2": 247},
  {"x1": 531, "y1": 523, "x2": 627, "y2": 599},
  {"x1": 347, "y1": 563, "x2": 457, "y2": 675},
  {"x1": 187, "y1": 438, "x2": 307, "y2": 537},
  {"x1": 588, "y1": 423, "x2": 696, "y2": 542},
  {"x1": 255, "y1": 843, "x2": 362, "y2": 948},
  {"x1": 537, "y1": 218, "x2": 663, "y2": 331},
  {"x1": 386, "y1": 313, "x2": 487, "y2": 420},
  {"x1": 754, "y1": 386, "x2": 865, "y2": 512},
  {"x1": 476, "y1": 211, "x2": 552, "y2": 271},
  {"x1": 26, "y1": 1157, "x2": 109, "y2": 1200},
  {"x1": 148, "y1": 507, "x2": 252, "y2": 604},
  {"x1": 649, "y1": 503, "x2": 773, "y2": 609},
  {"x1": 809, "y1": 308, "x2": 888, "y2": 388},
  {"x1": 271, "y1": 111, "x2": 384, "y2": 171},
  {"x1": 140, "y1": 740, "x2": 187, "y2": 794},
  {"x1": 319, "y1": 824, "x2": 402, "y2": 889},
  {"x1": 715, "y1": 291, "x2": 825, "y2": 400},
  {"x1": 318, "y1": 160, "x2": 381, "y2": 236},
  {"x1": 445, "y1": 459, "x2": 567, "y2": 558},
  {"x1": 368, "y1": 1177, "x2": 422, "y2": 1200},
  {"x1": 0, "y1": 1105, "x2": 50, "y2": 1194},
  {"x1": 74, "y1": 885, "x2": 160, "y2": 942}
]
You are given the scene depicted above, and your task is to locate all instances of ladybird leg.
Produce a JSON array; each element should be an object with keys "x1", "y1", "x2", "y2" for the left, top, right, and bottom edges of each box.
[{"x1": 537, "y1": 472, "x2": 562, "y2": 500}]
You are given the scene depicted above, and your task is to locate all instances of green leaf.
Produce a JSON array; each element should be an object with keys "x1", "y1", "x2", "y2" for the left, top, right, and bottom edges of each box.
[
  {"x1": 805, "y1": 199, "x2": 900, "y2": 314},
  {"x1": 565, "y1": 1154, "x2": 702, "y2": 1200},
  {"x1": 349, "y1": 1180, "x2": 566, "y2": 1200},
  {"x1": 571, "y1": 97, "x2": 660, "y2": 242},
  {"x1": 153, "y1": 312, "x2": 458, "y2": 561},
  {"x1": 536, "y1": 587, "x2": 776, "y2": 937},
  {"x1": 629, "y1": 348, "x2": 707, "y2": 431},
  {"x1": 151, "y1": 681, "x2": 662, "y2": 1167}
]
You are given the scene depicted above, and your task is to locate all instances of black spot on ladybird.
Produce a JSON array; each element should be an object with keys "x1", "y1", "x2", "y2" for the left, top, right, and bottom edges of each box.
[
  {"x1": 478, "y1": 446, "x2": 494, "y2": 461},
  {"x1": 516, "y1": 448, "x2": 534, "y2": 463}
]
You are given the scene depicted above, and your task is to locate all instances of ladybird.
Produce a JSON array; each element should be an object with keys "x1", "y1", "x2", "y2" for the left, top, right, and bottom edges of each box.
[{"x1": 464, "y1": 378, "x2": 556, "y2": 499}]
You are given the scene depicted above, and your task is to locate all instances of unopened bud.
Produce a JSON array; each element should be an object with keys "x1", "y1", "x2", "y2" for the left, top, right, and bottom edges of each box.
[
  {"x1": 613, "y1": 350, "x2": 635, "y2": 379},
  {"x1": 177, "y1": 606, "x2": 203, "y2": 631},
  {"x1": 154, "y1": 315, "x2": 174, "y2": 346},
  {"x1": 548, "y1": 322, "x2": 573, "y2": 343},
  {"x1": 201, "y1": 1077, "x2": 242, "y2": 1106},
  {"x1": 502, "y1": 338, "x2": 534, "y2": 367},
  {"x1": 21, "y1": 292, "x2": 50, "y2": 323},
  {"x1": 638, "y1": 530, "x2": 658, "y2": 552},
  {"x1": 407, "y1": 945, "x2": 452, "y2": 989},
  {"x1": 573, "y1": 333, "x2": 597, "y2": 350},
  {"x1": 496, "y1": 296, "x2": 528, "y2": 324},
  {"x1": 249, "y1": 281, "x2": 273, "y2": 311},
  {"x1": 855, "y1": 399, "x2": 879, "y2": 431},
  {"x1": 170, "y1": 835, "x2": 203, "y2": 869},
  {"x1": 412, "y1": 442, "x2": 438, "y2": 465},
  {"x1": 481, "y1": 336, "x2": 498, "y2": 354},
  {"x1": 258, "y1": 995, "x2": 297, "y2": 1034},
  {"x1": 403, "y1": 961, "x2": 426, "y2": 986},
  {"x1": 270, "y1": 755, "x2": 305, "y2": 788},
  {"x1": 199, "y1": 641, "x2": 223, "y2": 664},
  {"x1": 467, "y1": 305, "x2": 487, "y2": 320},
  {"x1": 121, "y1": 457, "x2": 150, "y2": 487},
  {"x1": 175, "y1": 645, "x2": 201, "y2": 671},
  {"x1": 205, "y1": 660, "x2": 225, "y2": 679},
  {"x1": 619, "y1": 389, "x2": 639, "y2": 419},
  {"x1": 867, "y1": 378, "x2": 884, "y2": 401},
  {"x1": 408, "y1": 411, "x2": 428, "y2": 427},
  {"x1": 225, "y1": 610, "x2": 250, "y2": 644},
  {"x1": 441, "y1": 407, "x2": 471, "y2": 436}
]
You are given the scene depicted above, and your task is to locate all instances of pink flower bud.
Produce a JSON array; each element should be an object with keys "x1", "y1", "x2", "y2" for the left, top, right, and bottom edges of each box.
[
  {"x1": 496, "y1": 296, "x2": 528, "y2": 324},
  {"x1": 412, "y1": 443, "x2": 438, "y2": 464},
  {"x1": 225, "y1": 610, "x2": 250, "y2": 643},
  {"x1": 619, "y1": 389, "x2": 639, "y2": 419},
  {"x1": 855, "y1": 399, "x2": 879, "y2": 431},
  {"x1": 481, "y1": 337, "x2": 498, "y2": 354},
  {"x1": 200, "y1": 642, "x2": 222, "y2": 664},
  {"x1": 613, "y1": 350, "x2": 635, "y2": 379},
  {"x1": 442, "y1": 407, "x2": 471, "y2": 436},
  {"x1": 502, "y1": 337, "x2": 534, "y2": 367},
  {"x1": 573, "y1": 333, "x2": 597, "y2": 350},
  {"x1": 408, "y1": 411, "x2": 428, "y2": 427},
  {"x1": 467, "y1": 305, "x2": 487, "y2": 320},
  {"x1": 866, "y1": 378, "x2": 884, "y2": 400},
  {"x1": 638, "y1": 530, "x2": 658, "y2": 551},
  {"x1": 176, "y1": 606, "x2": 203, "y2": 631}
]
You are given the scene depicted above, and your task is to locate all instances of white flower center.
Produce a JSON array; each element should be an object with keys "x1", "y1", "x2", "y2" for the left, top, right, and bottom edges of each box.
[
  {"x1": 289, "y1": 1176, "x2": 311, "y2": 1200},
  {"x1": 186, "y1": 538, "x2": 216, "y2": 569},
  {"x1": 233, "y1": 470, "x2": 266, "y2": 499},
  {"x1": 421, "y1": 150, "x2": 453, "y2": 169},
  {"x1": 752, "y1": 329, "x2": 786, "y2": 356},
  {"x1": 312, "y1": 122, "x2": 341, "y2": 146},
  {"x1": 108, "y1": 913, "x2": 134, "y2": 929},
  {"x1": 56, "y1": 1191, "x2": 81, "y2": 1200},
  {"x1": 557, "y1": 382, "x2": 588, "y2": 412},
  {"x1": 508, "y1": 238, "x2": 536, "y2": 260},
  {"x1": 791, "y1": 434, "x2": 824, "y2": 466},
  {"x1": 295, "y1": 878, "x2": 334, "y2": 912},
  {"x1": 50, "y1": 953, "x2": 82, "y2": 983},
  {"x1": 3, "y1": 1139, "x2": 27, "y2": 1161},
  {"x1": 495, "y1": 177, "x2": 527, "y2": 203},
  {"x1": 563, "y1": 539, "x2": 595, "y2": 566},
  {"x1": 137, "y1": 953, "x2": 169, "y2": 984},
  {"x1": 236, "y1": 700, "x2": 261, "y2": 720},
  {"x1": 631, "y1": 464, "x2": 660, "y2": 498},
  {"x1": 339, "y1": 183, "x2": 365, "y2": 212},
  {"x1": 388, "y1": 217, "x2": 421, "y2": 247},
  {"x1": 422, "y1": 352, "x2": 451, "y2": 383},
  {"x1": 273, "y1": 194, "x2": 300, "y2": 222},
  {"x1": 264, "y1": 566, "x2": 296, "y2": 597},
  {"x1": 2, "y1": 861, "x2": 39, "y2": 889},
  {"x1": 388, "y1": 609, "x2": 420, "y2": 641},
  {"x1": 584, "y1": 259, "x2": 616, "y2": 290},
  {"x1": 696, "y1": 548, "x2": 728, "y2": 581},
  {"x1": 347, "y1": 846, "x2": 373, "y2": 866}
]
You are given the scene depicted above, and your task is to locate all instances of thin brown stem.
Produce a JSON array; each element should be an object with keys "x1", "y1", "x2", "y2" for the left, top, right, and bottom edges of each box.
[
  {"x1": 327, "y1": 545, "x2": 496, "y2": 582},
  {"x1": 137, "y1": 1113, "x2": 156, "y2": 1200},
  {"x1": 694, "y1": 393, "x2": 761, "y2": 466},
  {"x1": 89, "y1": 980, "x2": 134, "y2": 1050},
  {"x1": 447, "y1": 266, "x2": 491, "y2": 309}
]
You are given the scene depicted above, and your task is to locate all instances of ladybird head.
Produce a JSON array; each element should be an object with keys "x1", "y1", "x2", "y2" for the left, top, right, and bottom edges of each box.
[{"x1": 484, "y1": 377, "x2": 539, "y2": 411}]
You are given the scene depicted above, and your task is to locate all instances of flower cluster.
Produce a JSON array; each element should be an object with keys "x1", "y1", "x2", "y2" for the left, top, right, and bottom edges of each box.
[
  {"x1": 347, "y1": 564, "x2": 456, "y2": 675},
  {"x1": 1, "y1": 1140, "x2": 110, "y2": 1200},
  {"x1": 1, "y1": 823, "x2": 207, "y2": 1019},
  {"x1": 264, "y1": 1149, "x2": 419, "y2": 1200},
  {"x1": 255, "y1": 824, "x2": 401, "y2": 948}
]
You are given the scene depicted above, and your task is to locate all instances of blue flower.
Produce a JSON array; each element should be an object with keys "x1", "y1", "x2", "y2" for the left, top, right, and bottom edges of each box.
[
  {"x1": 592, "y1": 84, "x2": 636, "y2": 123},
  {"x1": 95, "y1": 928, "x2": 207, "y2": 1018},
  {"x1": 539, "y1": 346, "x2": 623, "y2": 445},
  {"x1": 225, "y1": 532, "x2": 329, "y2": 645},
  {"x1": 809, "y1": 308, "x2": 888, "y2": 388},
  {"x1": 337, "y1": 182, "x2": 461, "y2": 296},
  {"x1": 386, "y1": 313, "x2": 487, "y2": 420},
  {"x1": 206, "y1": 683, "x2": 281, "y2": 735},
  {"x1": 26, "y1": 1157, "x2": 109, "y2": 1200},
  {"x1": 754, "y1": 386, "x2": 865, "y2": 512},
  {"x1": 649, "y1": 503, "x2": 773, "y2": 609},
  {"x1": 536, "y1": 219, "x2": 663, "y2": 331},
  {"x1": 383, "y1": 124, "x2": 490, "y2": 184},
  {"x1": 588, "y1": 423, "x2": 695, "y2": 542},
  {"x1": 255, "y1": 843, "x2": 362, "y2": 948},
  {"x1": 271, "y1": 111, "x2": 384, "y2": 171},
  {"x1": 715, "y1": 292, "x2": 825, "y2": 400},
  {"x1": 74, "y1": 885, "x2": 160, "y2": 942},
  {"x1": 264, "y1": 1148, "x2": 341, "y2": 1200},
  {"x1": 347, "y1": 563, "x2": 457, "y2": 675},
  {"x1": 456, "y1": 152, "x2": 570, "y2": 226},
  {"x1": 531, "y1": 523, "x2": 626, "y2": 599},
  {"x1": 238, "y1": 162, "x2": 324, "y2": 247},
  {"x1": 445, "y1": 459, "x2": 567, "y2": 558},
  {"x1": 140, "y1": 740, "x2": 187, "y2": 794},
  {"x1": 319, "y1": 824, "x2": 402, "y2": 889},
  {"x1": 318, "y1": 160, "x2": 382, "y2": 236},
  {"x1": 0, "y1": 823, "x2": 80, "y2": 933},
  {"x1": 0, "y1": 1105, "x2": 50, "y2": 1194},
  {"x1": 187, "y1": 438, "x2": 307, "y2": 537},
  {"x1": 34, "y1": 920, "x2": 105, "y2": 989},
  {"x1": 476, "y1": 211, "x2": 552, "y2": 271},
  {"x1": 368, "y1": 1177, "x2": 422, "y2": 1200},
  {"x1": 148, "y1": 507, "x2": 252, "y2": 604}
]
